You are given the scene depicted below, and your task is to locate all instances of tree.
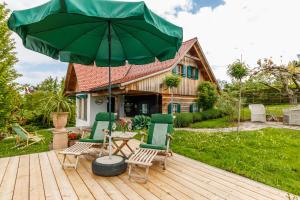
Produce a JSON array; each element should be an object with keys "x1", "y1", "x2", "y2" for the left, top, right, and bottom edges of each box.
[
  {"x1": 196, "y1": 81, "x2": 218, "y2": 110},
  {"x1": 36, "y1": 76, "x2": 60, "y2": 92},
  {"x1": 252, "y1": 58, "x2": 300, "y2": 104},
  {"x1": 0, "y1": 3, "x2": 19, "y2": 132},
  {"x1": 227, "y1": 60, "x2": 248, "y2": 132},
  {"x1": 164, "y1": 74, "x2": 181, "y2": 115}
]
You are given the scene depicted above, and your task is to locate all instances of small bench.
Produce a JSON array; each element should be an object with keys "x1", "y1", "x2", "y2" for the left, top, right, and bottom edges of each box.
[
  {"x1": 59, "y1": 142, "x2": 95, "y2": 169},
  {"x1": 126, "y1": 148, "x2": 159, "y2": 182}
]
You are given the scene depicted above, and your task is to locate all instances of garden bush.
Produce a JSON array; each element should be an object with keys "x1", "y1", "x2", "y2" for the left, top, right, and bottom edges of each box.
[
  {"x1": 197, "y1": 81, "x2": 218, "y2": 110},
  {"x1": 201, "y1": 108, "x2": 224, "y2": 120},
  {"x1": 174, "y1": 113, "x2": 193, "y2": 128},
  {"x1": 174, "y1": 108, "x2": 225, "y2": 128}
]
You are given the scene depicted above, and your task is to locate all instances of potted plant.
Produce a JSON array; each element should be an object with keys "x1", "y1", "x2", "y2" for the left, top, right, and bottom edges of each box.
[
  {"x1": 43, "y1": 88, "x2": 73, "y2": 131},
  {"x1": 68, "y1": 132, "x2": 82, "y2": 147}
]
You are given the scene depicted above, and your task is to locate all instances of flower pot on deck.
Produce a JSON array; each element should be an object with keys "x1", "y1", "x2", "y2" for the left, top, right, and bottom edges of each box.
[{"x1": 52, "y1": 112, "x2": 68, "y2": 132}]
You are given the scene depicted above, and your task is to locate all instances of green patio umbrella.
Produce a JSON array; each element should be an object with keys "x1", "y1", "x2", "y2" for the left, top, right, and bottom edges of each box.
[{"x1": 8, "y1": 0, "x2": 183, "y2": 160}]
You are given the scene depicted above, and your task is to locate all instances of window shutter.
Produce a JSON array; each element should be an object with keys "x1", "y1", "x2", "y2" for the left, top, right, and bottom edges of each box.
[
  {"x1": 187, "y1": 66, "x2": 192, "y2": 78},
  {"x1": 182, "y1": 65, "x2": 186, "y2": 77},
  {"x1": 195, "y1": 68, "x2": 199, "y2": 80},
  {"x1": 177, "y1": 104, "x2": 181, "y2": 113},
  {"x1": 168, "y1": 103, "x2": 172, "y2": 114},
  {"x1": 189, "y1": 104, "x2": 193, "y2": 112}
]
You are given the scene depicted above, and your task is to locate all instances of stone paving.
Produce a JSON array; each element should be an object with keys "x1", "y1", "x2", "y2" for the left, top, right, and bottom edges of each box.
[{"x1": 176, "y1": 121, "x2": 300, "y2": 133}]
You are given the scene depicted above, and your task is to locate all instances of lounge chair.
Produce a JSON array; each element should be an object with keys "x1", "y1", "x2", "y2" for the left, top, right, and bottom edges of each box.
[
  {"x1": 249, "y1": 104, "x2": 266, "y2": 122},
  {"x1": 12, "y1": 123, "x2": 44, "y2": 148},
  {"x1": 126, "y1": 114, "x2": 173, "y2": 181},
  {"x1": 283, "y1": 106, "x2": 300, "y2": 125},
  {"x1": 60, "y1": 112, "x2": 115, "y2": 169}
]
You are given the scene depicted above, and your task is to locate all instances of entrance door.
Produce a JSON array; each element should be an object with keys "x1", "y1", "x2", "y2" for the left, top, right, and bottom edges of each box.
[{"x1": 107, "y1": 97, "x2": 115, "y2": 113}]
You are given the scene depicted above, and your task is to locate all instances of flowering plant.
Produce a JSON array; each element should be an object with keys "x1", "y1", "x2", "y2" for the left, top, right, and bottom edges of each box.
[
  {"x1": 68, "y1": 132, "x2": 81, "y2": 140},
  {"x1": 118, "y1": 118, "x2": 132, "y2": 132}
]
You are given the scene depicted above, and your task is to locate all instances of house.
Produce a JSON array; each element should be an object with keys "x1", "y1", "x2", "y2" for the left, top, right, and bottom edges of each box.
[{"x1": 64, "y1": 38, "x2": 218, "y2": 127}]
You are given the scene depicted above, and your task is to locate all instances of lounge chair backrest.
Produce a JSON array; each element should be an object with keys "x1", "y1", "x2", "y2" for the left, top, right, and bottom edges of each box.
[
  {"x1": 147, "y1": 114, "x2": 173, "y2": 146},
  {"x1": 12, "y1": 124, "x2": 28, "y2": 140},
  {"x1": 90, "y1": 112, "x2": 115, "y2": 140},
  {"x1": 249, "y1": 104, "x2": 265, "y2": 114}
]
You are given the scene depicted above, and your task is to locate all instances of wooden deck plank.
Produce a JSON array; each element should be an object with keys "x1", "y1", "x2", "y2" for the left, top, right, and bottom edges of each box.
[
  {"x1": 63, "y1": 157, "x2": 95, "y2": 200},
  {"x1": 0, "y1": 157, "x2": 10, "y2": 186},
  {"x1": 166, "y1": 160, "x2": 254, "y2": 200},
  {"x1": 108, "y1": 176, "x2": 144, "y2": 200},
  {"x1": 47, "y1": 151, "x2": 78, "y2": 200},
  {"x1": 173, "y1": 154, "x2": 289, "y2": 199},
  {"x1": 13, "y1": 155, "x2": 30, "y2": 200},
  {"x1": 55, "y1": 152, "x2": 111, "y2": 200},
  {"x1": 118, "y1": 174, "x2": 162, "y2": 200},
  {"x1": 147, "y1": 165, "x2": 209, "y2": 200},
  {"x1": 39, "y1": 153, "x2": 62, "y2": 200},
  {"x1": 151, "y1": 165, "x2": 224, "y2": 200},
  {"x1": 29, "y1": 153, "x2": 45, "y2": 200},
  {"x1": 168, "y1": 159, "x2": 271, "y2": 200},
  {"x1": 0, "y1": 156, "x2": 19, "y2": 200},
  {"x1": 80, "y1": 158, "x2": 128, "y2": 200}
]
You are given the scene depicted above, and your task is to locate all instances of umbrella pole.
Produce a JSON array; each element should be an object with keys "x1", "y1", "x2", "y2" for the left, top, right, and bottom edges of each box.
[{"x1": 108, "y1": 20, "x2": 112, "y2": 159}]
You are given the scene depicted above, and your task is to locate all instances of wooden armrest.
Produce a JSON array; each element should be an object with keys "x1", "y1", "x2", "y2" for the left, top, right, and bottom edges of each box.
[
  {"x1": 167, "y1": 134, "x2": 173, "y2": 140},
  {"x1": 139, "y1": 131, "x2": 147, "y2": 143}
]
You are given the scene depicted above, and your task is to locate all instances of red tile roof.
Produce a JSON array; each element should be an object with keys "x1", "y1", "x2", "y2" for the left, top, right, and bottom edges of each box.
[{"x1": 73, "y1": 38, "x2": 197, "y2": 92}]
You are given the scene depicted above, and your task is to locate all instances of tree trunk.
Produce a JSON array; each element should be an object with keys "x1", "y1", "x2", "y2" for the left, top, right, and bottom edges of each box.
[
  {"x1": 237, "y1": 80, "x2": 242, "y2": 133},
  {"x1": 171, "y1": 87, "x2": 174, "y2": 115}
]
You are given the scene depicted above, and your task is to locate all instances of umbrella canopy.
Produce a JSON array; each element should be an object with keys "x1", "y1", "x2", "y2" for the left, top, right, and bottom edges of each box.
[
  {"x1": 8, "y1": 0, "x2": 183, "y2": 160},
  {"x1": 8, "y1": 0, "x2": 183, "y2": 66}
]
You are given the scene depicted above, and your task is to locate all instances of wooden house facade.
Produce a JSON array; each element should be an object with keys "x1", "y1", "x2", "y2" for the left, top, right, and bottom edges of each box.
[{"x1": 64, "y1": 38, "x2": 218, "y2": 127}]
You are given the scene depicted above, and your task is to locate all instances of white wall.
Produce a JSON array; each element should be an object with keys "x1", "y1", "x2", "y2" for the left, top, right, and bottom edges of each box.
[{"x1": 76, "y1": 94, "x2": 107, "y2": 127}]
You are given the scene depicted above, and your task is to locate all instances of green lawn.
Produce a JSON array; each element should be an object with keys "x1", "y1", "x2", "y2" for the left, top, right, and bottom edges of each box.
[
  {"x1": 172, "y1": 128, "x2": 300, "y2": 195},
  {"x1": 0, "y1": 130, "x2": 52, "y2": 158},
  {"x1": 190, "y1": 117, "x2": 236, "y2": 128}
]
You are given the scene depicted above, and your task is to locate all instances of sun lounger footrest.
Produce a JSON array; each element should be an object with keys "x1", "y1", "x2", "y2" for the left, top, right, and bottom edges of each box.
[
  {"x1": 59, "y1": 142, "x2": 95, "y2": 169},
  {"x1": 126, "y1": 148, "x2": 159, "y2": 182}
]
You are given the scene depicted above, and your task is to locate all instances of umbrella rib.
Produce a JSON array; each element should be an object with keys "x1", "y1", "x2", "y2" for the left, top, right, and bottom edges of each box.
[
  {"x1": 93, "y1": 26, "x2": 108, "y2": 63},
  {"x1": 114, "y1": 24, "x2": 155, "y2": 58},
  {"x1": 60, "y1": 25, "x2": 104, "y2": 51},
  {"x1": 111, "y1": 25, "x2": 127, "y2": 60},
  {"x1": 29, "y1": 20, "x2": 104, "y2": 35},
  {"x1": 116, "y1": 21, "x2": 175, "y2": 47}
]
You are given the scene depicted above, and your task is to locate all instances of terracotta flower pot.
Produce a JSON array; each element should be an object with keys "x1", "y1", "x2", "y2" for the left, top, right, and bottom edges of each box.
[{"x1": 52, "y1": 112, "x2": 69, "y2": 132}]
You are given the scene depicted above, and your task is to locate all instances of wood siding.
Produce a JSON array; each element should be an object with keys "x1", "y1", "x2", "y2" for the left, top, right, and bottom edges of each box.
[
  {"x1": 124, "y1": 55, "x2": 210, "y2": 97},
  {"x1": 162, "y1": 94, "x2": 197, "y2": 113}
]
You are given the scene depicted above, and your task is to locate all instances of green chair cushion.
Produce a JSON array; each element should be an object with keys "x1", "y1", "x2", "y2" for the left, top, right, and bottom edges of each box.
[
  {"x1": 12, "y1": 124, "x2": 28, "y2": 140},
  {"x1": 95, "y1": 112, "x2": 115, "y2": 121},
  {"x1": 151, "y1": 123, "x2": 168, "y2": 146},
  {"x1": 90, "y1": 121, "x2": 109, "y2": 140},
  {"x1": 79, "y1": 138, "x2": 104, "y2": 143},
  {"x1": 151, "y1": 114, "x2": 173, "y2": 124},
  {"x1": 139, "y1": 143, "x2": 166, "y2": 150}
]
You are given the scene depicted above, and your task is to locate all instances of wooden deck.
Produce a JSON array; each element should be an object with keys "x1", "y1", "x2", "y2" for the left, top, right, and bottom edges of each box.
[{"x1": 0, "y1": 140, "x2": 297, "y2": 200}]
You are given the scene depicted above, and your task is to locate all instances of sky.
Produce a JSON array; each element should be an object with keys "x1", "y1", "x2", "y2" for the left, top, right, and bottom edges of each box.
[{"x1": 2, "y1": 0, "x2": 300, "y2": 85}]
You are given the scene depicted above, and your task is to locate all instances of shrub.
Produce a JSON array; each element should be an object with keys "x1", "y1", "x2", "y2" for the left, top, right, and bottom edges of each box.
[
  {"x1": 174, "y1": 113, "x2": 193, "y2": 128},
  {"x1": 192, "y1": 112, "x2": 204, "y2": 122},
  {"x1": 197, "y1": 81, "x2": 218, "y2": 110},
  {"x1": 202, "y1": 108, "x2": 223, "y2": 120},
  {"x1": 132, "y1": 115, "x2": 151, "y2": 130},
  {"x1": 215, "y1": 92, "x2": 238, "y2": 121}
]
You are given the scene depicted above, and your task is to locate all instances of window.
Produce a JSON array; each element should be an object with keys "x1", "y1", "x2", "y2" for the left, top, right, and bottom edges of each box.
[
  {"x1": 190, "y1": 103, "x2": 198, "y2": 113},
  {"x1": 141, "y1": 104, "x2": 148, "y2": 114},
  {"x1": 172, "y1": 65, "x2": 186, "y2": 77},
  {"x1": 78, "y1": 97, "x2": 87, "y2": 121},
  {"x1": 187, "y1": 66, "x2": 199, "y2": 80},
  {"x1": 168, "y1": 103, "x2": 181, "y2": 114}
]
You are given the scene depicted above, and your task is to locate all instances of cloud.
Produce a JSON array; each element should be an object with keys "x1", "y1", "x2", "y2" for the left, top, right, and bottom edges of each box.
[{"x1": 2, "y1": 0, "x2": 300, "y2": 83}]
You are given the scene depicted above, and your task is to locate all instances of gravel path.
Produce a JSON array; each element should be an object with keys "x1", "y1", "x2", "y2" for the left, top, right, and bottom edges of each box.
[{"x1": 176, "y1": 122, "x2": 300, "y2": 133}]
